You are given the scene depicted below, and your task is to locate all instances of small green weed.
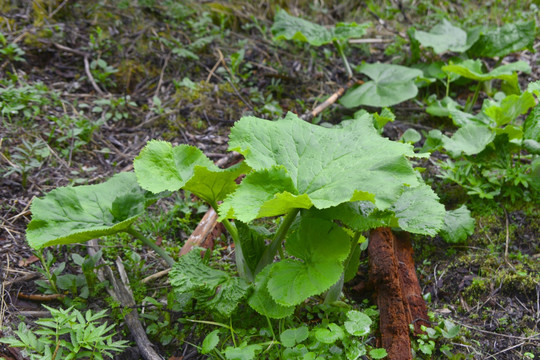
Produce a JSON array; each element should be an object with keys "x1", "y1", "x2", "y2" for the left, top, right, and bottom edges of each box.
[
  {"x1": 2, "y1": 138, "x2": 50, "y2": 188},
  {"x1": 0, "y1": 305, "x2": 128, "y2": 360},
  {"x1": 0, "y1": 33, "x2": 25, "y2": 62}
]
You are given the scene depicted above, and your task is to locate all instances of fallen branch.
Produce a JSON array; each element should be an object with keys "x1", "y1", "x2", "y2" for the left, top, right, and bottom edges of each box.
[
  {"x1": 301, "y1": 79, "x2": 362, "y2": 121},
  {"x1": 17, "y1": 293, "x2": 66, "y2": 301},
  {"x1": 83, "y1": 56, "x2": 106, "y2": 96},
  {"x1": 88, "y1": 241, "x2": 163, "y2": 360}
]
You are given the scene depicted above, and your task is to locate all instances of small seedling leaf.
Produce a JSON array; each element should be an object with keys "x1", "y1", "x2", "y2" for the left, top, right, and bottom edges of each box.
[
  {"x1": 267, "y1": 218, "x2": 350, "y2": 306},
  {"x1": 440, "y1": 205, "x2": 475, "y2": 243},
  {"x1": 280, "y1": 326, "x2": 309, "y2": 348},
  {"x1": 224, "y1": 344, "x2": 262, "y2": 360},
  {"x1": 441, "y1": 319, "x2": 461, "y2": 339},
  {"x1": 344, "y1": 310, "x2": 372, "y2": 336},
  {"x1": 340, "y1": 63, "x2": 423, "y2": 107},
  {"x1": 26, "y1": 172, "x2": 157, "y2": 250},
  {"x1": 400, "y1": 128, "x2": 421, "y2": 144},
  {"x1": 201, "y1": 330, "x2": 220, "y2": 354},
  {"x1": 313, "y1": 323, "x2": 344, "y2": 344},
  {"x1": 369, "y1": 348, "x2": 388, "y2": 359}
]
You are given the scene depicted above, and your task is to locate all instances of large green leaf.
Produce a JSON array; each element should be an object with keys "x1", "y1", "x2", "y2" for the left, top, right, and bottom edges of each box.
[
  {"x1": 340, "y1": 63, "x2": 423, "y2": 107},
  {"x1": 134, "y1": 140, "x2": 248, "y2": 205},
  {"x1": 524, "y1": 104, "x2": 540, "y2": 142},
  {"x1": 219, "y1": 166, "x2": 312, "y2": 223},
  {"x1": 310, "y1": 202, "x2": 391, "y2": 233},
  {"x1": 26, "y1": 172, "x2": 157, "y2": 250},
  {"x1": 442, "y1": 124, "x2": 495, "y2": 157},
  {"x1": 247, "y1": 265, "x2": 295, "y2": 319},
  {"x1": 221, "y1": 113, "x2": 420, "y2": 222},
  {"x1": 267, "y1": 218, "x2": 350, "y2": 306},
  {"x1": 412, "y1": 19, "x2": 472, "y2": 54},
  {"x1": 390, "y1": 184, "x2": 445, "y2": 236},
  {"x1": 169, "y1": 249, "x2": 249, "y2": 317},
  {"x1": 467, "y1": 20, "x2": 535, "y2": 58},
  {"x1": 442, "y1": 60, "x2": 531, "y2": 83},
  {"x1": 439, "y1": 205, "x2": 475, "y2": 244},
  {"x1": 271, "y1": 9, "x2": 369, "y2": 46},
  {"x1": 308, "y1": 184, "x2": 444, "y2": 236},
  {"x1": 483, "y1": 92, "x2": 536, "y2": 127}
]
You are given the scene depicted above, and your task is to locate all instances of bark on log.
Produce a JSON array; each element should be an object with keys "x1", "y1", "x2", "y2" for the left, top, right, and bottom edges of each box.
[
  {"x1": 368, "y1": 227, "x2": 412, "y2": 360},
  {"x1": 394, "y1": 231, "x2": 430, "y2": 335}
]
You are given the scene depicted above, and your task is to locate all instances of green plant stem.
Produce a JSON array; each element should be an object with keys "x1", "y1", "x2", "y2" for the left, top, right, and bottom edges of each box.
[
  {"x1": 324, "y1": 232, "x2": 361, "y2": 304},
  {"x1": 333, "y1": 40, "x2": 353, "y2": 79},
  {"x1": 465, "y1": 81, "x2": 482, "y2": 113},
  {"x1": 230, "y1": 317, "x2": 237, "y2": 348},
  {"x1": 220, "y1": 217, "x2": 252, "y2": 280},
  {"x1": 445, "y1": 74, "x2": 450, "y2": 98},
  {"x1": 125, "y1": 227, "x2": 175, "y2": 267},
  {"x1": 35, "y1": 250, "x2": 59, "y2": 294},
  {"x1": 255, "y1": 208, "x2": 300, "y2": 275}
]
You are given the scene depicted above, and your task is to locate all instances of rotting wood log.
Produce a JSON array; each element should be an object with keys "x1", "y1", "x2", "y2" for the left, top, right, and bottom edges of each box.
[
  {"x1": 368, "y1": 227, "x2": 412, "y2": 360},
  {"x1": 394, "y1": 231, "x2": 430, "y2": 335}
]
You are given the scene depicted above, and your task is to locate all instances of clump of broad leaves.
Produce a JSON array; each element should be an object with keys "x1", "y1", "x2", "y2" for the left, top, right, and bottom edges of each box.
[{"x1": 27, "y1": 112, "x2": 465, "y2": 358}]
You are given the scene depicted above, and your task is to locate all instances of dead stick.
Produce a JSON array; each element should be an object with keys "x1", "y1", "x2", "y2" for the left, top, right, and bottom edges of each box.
[
  {"x1": 17, "y1": 293, "x2": 66, "y2": 301},
  {"x1": 83, "y1": 56, "x2": 106, "y2": 96},
  {"x1": 301, "y1": 79, "x2": 362, "y2": 121},
  {"x1": 87, "y1": 241, "x2": 163, "y2": 360}
]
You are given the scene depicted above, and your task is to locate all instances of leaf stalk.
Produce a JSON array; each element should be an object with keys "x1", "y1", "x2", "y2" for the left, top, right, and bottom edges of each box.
[
  {"x1": 333, "y1": 40, "x2": 353, "y2": 79},
  {"x1": 255, "y1": 208, "x2": 300, "y2": 275},
  {"x1": 125, "y1": 227, "x2": 175, "y2": 267}
]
